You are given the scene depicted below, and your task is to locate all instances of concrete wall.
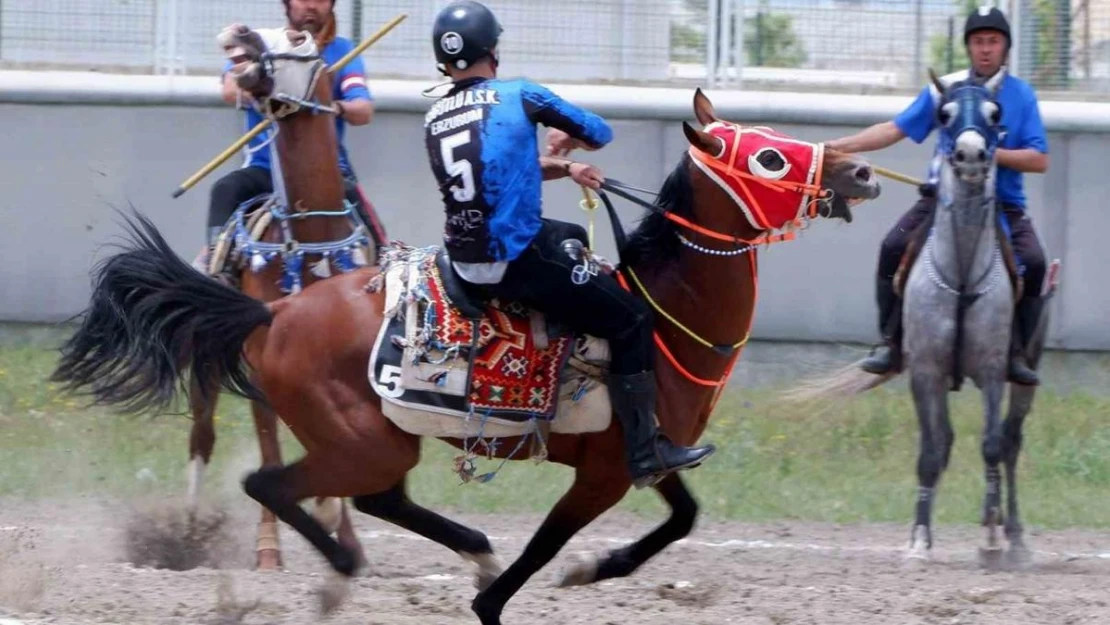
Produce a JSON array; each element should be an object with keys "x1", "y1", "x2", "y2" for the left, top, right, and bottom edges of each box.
[{"x1": 2, "y1": 71, "x2": 1108, "y2": 350}]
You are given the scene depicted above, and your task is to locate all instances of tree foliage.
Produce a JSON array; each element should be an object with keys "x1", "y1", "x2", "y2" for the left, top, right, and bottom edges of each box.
[{"x1": 671, "y1": 0, "x2": 807, "y2": 68}]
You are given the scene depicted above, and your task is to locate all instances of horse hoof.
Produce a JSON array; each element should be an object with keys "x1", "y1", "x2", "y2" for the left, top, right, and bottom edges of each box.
[
  {"x1": 978, "y1": 546, "x2": 1004, "y2": 570},
  {"x1": 471, "y1": 592, "x2": 503, "y2": 625},
  {"x1": 904, "y1": 548, "x2": 931, "y2": 565},
  {"x1": 461, "y1": 552, "x2": 503, "y2": 591},
  {"x1": 255, "y1": 550, "x2": 283, "y2": 572},
  {"x1": 556, "y1": 552, "x2": 599, "y2": 588},
  {"x1": 1005, "y1": 544, "x2": 1033, "y2": 568},
  {"x1": 905, "y1": 526, "x2": 932, "y2": 563},
  {"x1": 317, "y1": 572, "x2": 351, "y2": 616}
]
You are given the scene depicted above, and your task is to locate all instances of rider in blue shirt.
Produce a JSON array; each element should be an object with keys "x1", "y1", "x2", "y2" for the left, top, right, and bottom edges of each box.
[
  {"x1": 423, "y1": 1, "x2": 715, "y2": 488},
  {"x1": 826, "y1": 7, "x2": 1049, "y2": 386},
  {"x1": 195, "y1": 0, "x2": 385, "y2": 271}
]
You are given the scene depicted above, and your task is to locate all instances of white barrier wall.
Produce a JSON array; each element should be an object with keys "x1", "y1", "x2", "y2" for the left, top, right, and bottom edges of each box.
[{"x1": 2, "y1": 71, "x2": 1108, "y2": 350}]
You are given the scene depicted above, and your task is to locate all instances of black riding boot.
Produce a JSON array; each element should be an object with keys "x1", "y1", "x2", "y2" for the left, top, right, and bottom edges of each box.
[
  {"x1": 608, "y1": 372, "x2": 717, "y2": 489},
  {"x1": 860, "y1": 277, "x2": 904, "y2": 375},
  {"x1": 1007, "y1": 296, "x2": 1042, "y2": 386}
]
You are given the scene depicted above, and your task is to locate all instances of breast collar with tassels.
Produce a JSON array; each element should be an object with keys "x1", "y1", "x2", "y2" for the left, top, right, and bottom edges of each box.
[{"x1": 612, "y1": 121, "x2": 831, "y2": 411}]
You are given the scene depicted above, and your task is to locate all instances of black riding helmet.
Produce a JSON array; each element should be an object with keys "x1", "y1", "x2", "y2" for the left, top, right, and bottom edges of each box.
[
  {"x1": 964, "y1": 6, "x2": 1011, "y2": 49},
  {"x1": 432, "y1": 0, "x2": 503, "y2": 74}
]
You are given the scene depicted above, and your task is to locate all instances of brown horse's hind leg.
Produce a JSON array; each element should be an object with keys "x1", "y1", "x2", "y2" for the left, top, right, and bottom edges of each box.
[
  {"x1": 250, "y1": 396, "x2": 286, "y2": 571},
  {"x1": 470, "y1": 458, "x2": 630, "y2": 625},
  {"x1": 250, "y1": 402, "x2": 370, "y2": 572},
  {"x1": 332, "y1": 499, "x2": 369, "y2": 573},
  {"x1": 242, "y1": 442, "x2": 416, "y2": 614},
  {"x1": 186, "y1": 373, "x2": 218, "y2": 510},
  {"x1": 557, "y1": 472, "x2": 698, "y2": 586},
  {"x1": 353, "y1": 477, "x2": 501, "y2": 589}
]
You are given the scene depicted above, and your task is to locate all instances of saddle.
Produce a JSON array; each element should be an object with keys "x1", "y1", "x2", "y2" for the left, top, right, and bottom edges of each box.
[
  {"x1": 893, "y1": 206, "x2": 1023, "y2": 302},
  {"x1": 366, "y1": 231, "x2": 616, "y2": 443},
  {"x1": 434, "y1": 249, "x2": 487, "y2": 320}
]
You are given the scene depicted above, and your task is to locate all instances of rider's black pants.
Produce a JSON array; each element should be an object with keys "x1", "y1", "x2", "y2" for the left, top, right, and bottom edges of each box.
[
  {"x1": 208, "y1": 166, "x2": 272, "y2": 233},
  {"x1": 1002, "y1": 207, "x2": 1047, "y2": 299},
  {"x1": 206, "y1": 166, "x2": 374, "y2": 242},
  {"x1": 472, "y1": 220, "x2": 654, "y2": 376},
  {"x1": 876, "y1": 194, "x2": 937, "y2": 283},
  {"x1": 876, "y1": 195, "x2": 1046, "y2": 299}
]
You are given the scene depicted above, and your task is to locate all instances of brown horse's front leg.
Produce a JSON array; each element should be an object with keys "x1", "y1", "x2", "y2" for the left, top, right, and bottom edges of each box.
[
  {"x1": 330, "y1": 499, "x2": 369, "y2": 574},
  {"x1": 557, "y1": 472, "x2": 698, "y2": 586},
  {"x1": 471, "y1": 454, "x2": 629, "y2": 625}
]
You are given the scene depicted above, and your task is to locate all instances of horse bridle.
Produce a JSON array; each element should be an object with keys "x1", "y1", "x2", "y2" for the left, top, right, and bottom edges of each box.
[
  {"x1": 932, "y1": 82, "x2": 1006, "y2": 298},
  {"x1": 229, "y1": 26, "x2": 339, "y2": 120},
  {"x1": 594, "y1": 126, "x2": 837, "y2": 400}
]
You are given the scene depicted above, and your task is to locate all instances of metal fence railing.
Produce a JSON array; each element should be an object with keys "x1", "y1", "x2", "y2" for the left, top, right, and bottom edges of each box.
[{"x1": 0, "y1": 0, "x2": 1106, "y2": 98}]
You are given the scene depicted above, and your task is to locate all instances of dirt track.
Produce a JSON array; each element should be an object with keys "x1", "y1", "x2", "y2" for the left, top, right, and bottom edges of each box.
[{"x1": 1, "y1": 496, "x2": 1109, "y2": 625}]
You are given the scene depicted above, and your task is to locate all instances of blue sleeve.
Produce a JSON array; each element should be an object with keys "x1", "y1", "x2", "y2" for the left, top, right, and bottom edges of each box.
[
  {"x1": 1017, "y1": 88, "x2": 1048, "y2": 154},
  {"x1": 221, "y1": 58, "x2": 233, "y2": 78},
  {"x1": 336, "y1": 52, "x2": 373, "y2": 102},
  {"x1": 892, "y1": 86, "x2": 937, "y2": 144},
  {"x1": 519, "y1": 82, "x2": 612, "y2": 148}
]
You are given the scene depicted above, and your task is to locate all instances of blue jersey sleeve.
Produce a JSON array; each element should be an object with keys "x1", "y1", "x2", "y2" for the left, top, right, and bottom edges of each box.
[
  {"x1": 519, "y1": 82, "x2": 612, "y2": 148},
  {"x1": 892, "y1": 86, "x2": 937, "y2": 144},
  {"x1": 1015, "y1": 87, "x2": 1048, "y2": 154},
  {"x1": 324, "y1": 40, "x2": 371, "y2": 102},
  {"x1": 336, "y1": 56, "x2": 372, "y2": 101}
]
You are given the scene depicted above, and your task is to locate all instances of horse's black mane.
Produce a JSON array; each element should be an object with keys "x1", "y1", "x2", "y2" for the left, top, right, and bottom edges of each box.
[{"x1": 620, "y1": 152, "x2": 695, "y2": 271}]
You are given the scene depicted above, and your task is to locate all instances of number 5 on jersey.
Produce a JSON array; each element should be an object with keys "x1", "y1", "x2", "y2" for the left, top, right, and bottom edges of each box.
[{"x1": 441, "y1": 130, "x2": 476, "y2": 202}]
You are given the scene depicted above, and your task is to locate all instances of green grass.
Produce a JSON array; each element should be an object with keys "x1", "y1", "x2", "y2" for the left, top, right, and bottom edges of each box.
[{"x1": 3, "y1": 342, "x2": 1110, "y2": 529}]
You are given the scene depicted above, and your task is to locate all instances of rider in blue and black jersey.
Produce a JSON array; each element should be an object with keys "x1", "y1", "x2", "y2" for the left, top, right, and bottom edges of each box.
[{"x1": 423, "y1": 0, "x2": 716, "y2": 488}]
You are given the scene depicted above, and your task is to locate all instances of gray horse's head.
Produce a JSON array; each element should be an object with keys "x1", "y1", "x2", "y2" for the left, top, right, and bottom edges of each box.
[{"x1": 929, "y1": 68, "x2": 1005, "y2": 185}]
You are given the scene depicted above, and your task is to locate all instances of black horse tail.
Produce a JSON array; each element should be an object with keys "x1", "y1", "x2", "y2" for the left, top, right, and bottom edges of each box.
[{"x1": 51, "y1": 209, "x2": 273, "y2": 415}]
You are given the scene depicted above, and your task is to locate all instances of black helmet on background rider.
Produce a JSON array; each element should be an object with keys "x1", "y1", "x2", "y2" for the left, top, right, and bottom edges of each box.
[
  {"x1": 964, "y1": 6, "x2": 1011, "y2": 50},
  {"x1": 432, "y1": 0, "x2": 503, "y2": 74}
]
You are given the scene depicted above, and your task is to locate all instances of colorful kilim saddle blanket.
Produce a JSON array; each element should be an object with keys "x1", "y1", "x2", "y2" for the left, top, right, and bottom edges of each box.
[{"x1": 367, "y1": 244, "x2": 615, "y2": 441}]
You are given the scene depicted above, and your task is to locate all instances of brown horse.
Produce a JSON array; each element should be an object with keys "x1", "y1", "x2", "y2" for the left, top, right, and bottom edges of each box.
[
  {"x1": 186, "y1": 24, "x2": 377, "y2": 571},
  {"x1": 52, "y1": 55, "x2": 881, "y2": 625}
]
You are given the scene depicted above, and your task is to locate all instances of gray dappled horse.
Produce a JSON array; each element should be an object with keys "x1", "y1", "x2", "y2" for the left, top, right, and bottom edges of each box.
[{"x1": 787, "y1": 70, "x2": 1057, "y2": 568}]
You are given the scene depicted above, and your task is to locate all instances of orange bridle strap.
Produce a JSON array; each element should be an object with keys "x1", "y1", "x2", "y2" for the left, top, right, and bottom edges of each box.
[{"x1": 615, "y1": 251, "x2": 759, "y2": 415}]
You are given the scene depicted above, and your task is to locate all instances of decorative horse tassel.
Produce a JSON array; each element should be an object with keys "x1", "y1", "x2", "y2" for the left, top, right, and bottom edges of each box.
[
  {"x1": 250, "y1": 252, "x2": 268, "y2": 273},
  {"x1": 310, "y1": 256, "x2": 332, "y2": 278},
  {"x1": 282, "y1": 250, "x2": 305, "y2": 294},
  {"x1": 352, "y1": 246, "x2": 369, "y2": 267}
]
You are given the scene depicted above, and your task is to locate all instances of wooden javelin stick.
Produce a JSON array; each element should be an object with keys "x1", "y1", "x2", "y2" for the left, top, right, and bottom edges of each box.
[
  {"x1": 873, "y1": 165, "x2": 924, "y2": 187},
  {"x1": 171, "y1": 13, "x2": 408, "y2": 199}
]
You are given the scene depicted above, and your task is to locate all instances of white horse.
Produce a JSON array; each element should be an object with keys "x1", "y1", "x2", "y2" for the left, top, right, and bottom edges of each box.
[{"x1": 785, "y1": 70, "x2": 1059, "y2": 568}]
